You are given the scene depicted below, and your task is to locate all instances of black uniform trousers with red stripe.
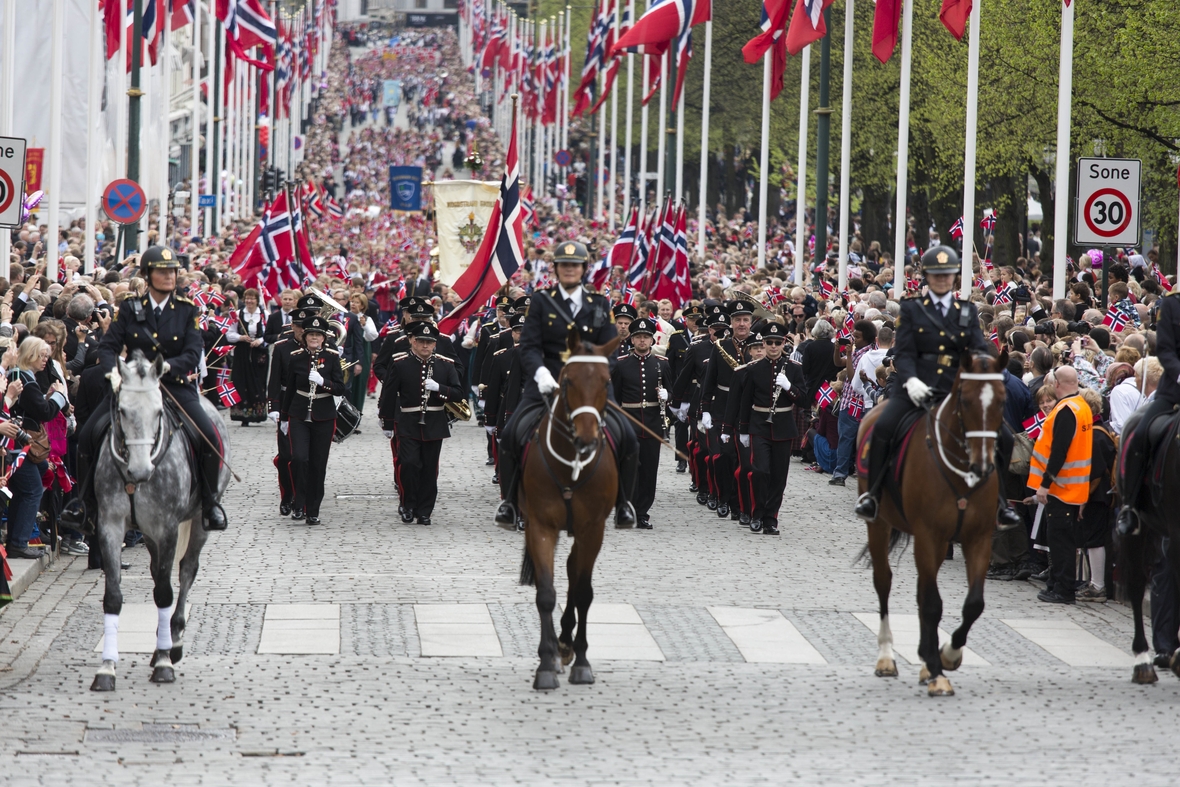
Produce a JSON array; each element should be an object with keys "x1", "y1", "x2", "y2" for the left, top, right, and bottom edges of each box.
[
  {"x1": 752, "y1": 435, "x2": 792, "y2": 525},
  {"x1": 275, "y1": 431, "x2": 294, "y2": 505},
  {"x1": 289, "y1": 418, "x2": 334, "y2": 517},
  {"x1": 397, "y1": 437, "x2": 443, "y2": 518}
]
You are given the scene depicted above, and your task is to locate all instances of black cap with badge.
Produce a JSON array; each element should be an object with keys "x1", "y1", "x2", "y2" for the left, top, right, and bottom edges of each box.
[
  {"x1": 406, "y1": 321, "x2": 440, "y2": 341},
  {"x1": 629, "y1": 318, "x2": 657, "y2": 337},
  {"x1": 302, "y1": 315, "x2": 330, "y2": 336}
]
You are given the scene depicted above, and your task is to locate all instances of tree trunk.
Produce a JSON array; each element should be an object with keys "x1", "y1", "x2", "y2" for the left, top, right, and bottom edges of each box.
[
  {"x1": 861, "y1": 181, "x2": 891, "y2": 257},
  {"x1": 991, "y1": 173, "x2": 1024, "y2": 269},
  {"x1": 1030, "y1": 163, "x2": 1054, "y2": 271}
]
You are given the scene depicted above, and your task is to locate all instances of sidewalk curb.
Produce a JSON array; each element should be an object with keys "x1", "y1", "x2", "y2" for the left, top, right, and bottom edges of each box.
[{"x1": 8, "y1": 552, "x2": 52, "y2": 601}]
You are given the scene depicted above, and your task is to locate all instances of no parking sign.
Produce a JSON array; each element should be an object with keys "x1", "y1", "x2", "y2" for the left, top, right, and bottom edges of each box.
[
  {"x1": 1074, "y1": 157, "x2": 1141, "y2": 246},
  {"x1": 0, "y1": 135, "x2": 27, "y2": 228}
]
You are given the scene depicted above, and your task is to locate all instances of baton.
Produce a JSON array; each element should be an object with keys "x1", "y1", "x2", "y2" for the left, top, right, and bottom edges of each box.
[
  {"x1": 158, "y1": 383, "x2": 243, "y2": 483},
  {"x1": 606, "y1": 400, "x2": 690, "y2": 463}
]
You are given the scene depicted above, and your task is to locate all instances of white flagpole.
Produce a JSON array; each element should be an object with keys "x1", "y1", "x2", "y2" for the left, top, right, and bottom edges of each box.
[
  {"x1": 696, "y1": 19, "x2": 711, "y2": 259},
  {"x1": 1052, "y1": 0, "x2": 1073, "y2": 302},
  {"x1": 674, "y1": 78, "x2": 684, "y2": 206},
  {"x1": 159, "y1": 17, "x2": 172, "y2": 245},
  {"x1": 245, "y1": 66, "x2": 255, "y2": 217},
  {"x1": 836, "y1": 0, "x2": 854, "y2": 292},
  {"x1": 757, "y1": 53, "x2": 770, "y2": 269},
  {"x1": 608, "y1": 5, "x2": 620, "y2": 230},
  {"x1": 655, "y1": 50, "x2": 667, "y2": 212},
  {"x1": 84, "y1": 0, "x2": 104, "y2": 273},
  {"x1": 536, "y1": 19, "x2": 545, "y2": 195},
  {"x1": 47, "y1": 0, "x2": 65, "y2": 279},
  {"x1": 190, "y1": 7, "x2": 201, "y2": 241},
  {"x1": 639, "y1": 53, "x2": 648, "y2": 221},
  {"x1": 596, "y1": 101, "x2": 606, "y2": 221},
  {"x1": 205, "y1": 0, "x2": 215, "y2": 235},
  {"x1": 623, "y1": 0, "x2": 634, "y2": 227},
  {"x1": 117, "y1": 0, "x2": 129, "y2": 178},
  {"x1": 959, "y1": 0, "x2": 981, "y2": 298},
  {"x1": 794, "y1": 45, "x2": 810, "y2": 285},
  {"x1": 0, "y1": 0, "x2": 15, "y2": 269},
  {"x1": 563, "y1": 7, "x2": 571, "y2": 178},
  {"x1": 226, "y1": 63, "x2": 237, "y2": 223},
  {"x1": 891, "y1": 0, "x2": 912, "y2": 297}
]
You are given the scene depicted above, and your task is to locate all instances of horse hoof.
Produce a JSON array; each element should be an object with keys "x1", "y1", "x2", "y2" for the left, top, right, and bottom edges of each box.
[
  {"x1": 940, "y1": 643, "x2": 963, "y2": 672},
  {"x1": 533, "y1": 670, "x2": 560, "y2": 691},
  {"x1": 151, "y1": 665, "x2": 176, "y2": 684},
  {"x1": 558, "y1": 642, "x2": 574, "y2": 666},
  {"x1": 170, "y1": 643, "x2": 184, "y2": 664},
  {"x1": 569, "y1": 665, "x2": 595, "y2": 685},
  {"x1": 918, "y1": 665, "x2": 931, "y2": 685},
  {"x1": 926, "y1": 676, "x2": 955, "y2": 697},
  {"x1": 90, "y1": 672, "x2": 116, "y2": 692},
  {"x1": 874, "y1": 658, "x2": 898, "y2": 678},
  {"x1": 1133, "y1": 663, "x2": 1159, "y2": 684}
]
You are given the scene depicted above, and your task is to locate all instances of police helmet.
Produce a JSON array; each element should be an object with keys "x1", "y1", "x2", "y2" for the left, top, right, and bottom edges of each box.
[
  {"x1": 553, "y1": 241, "x2": 591, "y2": 266},
  {"x1": 139, "y1": 246, "x2": 181, "y2": 278},
  {"x1": 921, "y1": 245, "x2": 961, "y2": 275}
]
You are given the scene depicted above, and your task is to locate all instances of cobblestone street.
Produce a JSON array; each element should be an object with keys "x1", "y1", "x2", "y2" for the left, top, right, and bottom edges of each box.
[{"x1": 0, "y1": 414, "x2": 1175, "y2": 785}]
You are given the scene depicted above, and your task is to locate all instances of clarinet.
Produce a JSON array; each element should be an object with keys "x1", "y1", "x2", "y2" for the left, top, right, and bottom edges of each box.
[
  {"x1": 657, "y1": 358, "x2": 670, "y2": 437},
  {"x1": 305, "y1": 350, "x2": 322, "y2": 423},
  {"x1": 767, "y1": 358, "x2": 781, "y2": 425},
  {"x1": 419, "y1": 356, "x2": 435, "y2": 425}
]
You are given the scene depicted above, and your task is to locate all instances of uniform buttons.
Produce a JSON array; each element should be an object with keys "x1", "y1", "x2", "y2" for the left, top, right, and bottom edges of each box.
[
  {"x1": 937, "y1": 369, "x2": 944, "y2": 374},
  {"x1": 939, "y1": 345, "x2": 945, "y2": 351},
  {"x1": 153, "y1": 333, "x2": 158, "y2": 338},
  {"x1": 940, "y1": 331, "x2": 946, "y2": 336}
]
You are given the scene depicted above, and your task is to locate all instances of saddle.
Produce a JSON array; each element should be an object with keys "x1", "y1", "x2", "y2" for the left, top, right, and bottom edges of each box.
[
  {"x1": 856, "y1": 406, "x2": 926, "y2": 521},
  {"x1": 1146, "y1": 410, "x2": 1180, "y2": 506}
]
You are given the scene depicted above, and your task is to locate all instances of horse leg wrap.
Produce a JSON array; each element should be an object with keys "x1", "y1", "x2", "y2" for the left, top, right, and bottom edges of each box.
[
  {"x1": 157, "y1": 607, "x2": 174, "y2": 651},
  {"x1": 102, "y1": 614, "x2": 120, "y2": 663}
]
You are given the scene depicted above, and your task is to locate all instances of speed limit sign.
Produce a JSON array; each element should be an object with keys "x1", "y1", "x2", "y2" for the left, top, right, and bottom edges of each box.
[{"x1": 1074, "y1": 157, "x2": 1141, "y2": 246}]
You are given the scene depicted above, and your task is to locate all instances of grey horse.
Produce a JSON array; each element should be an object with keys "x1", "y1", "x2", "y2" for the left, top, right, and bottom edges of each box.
[{"x1": 91, "y1": 351, "x2": 231, "y2": 692}]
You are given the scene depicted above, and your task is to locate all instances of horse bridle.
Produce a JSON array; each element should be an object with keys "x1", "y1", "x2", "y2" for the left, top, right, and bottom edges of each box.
[
  {"x1": 108, "y1": 384, "x2": 172, "y2": 483},
  {"x1": 543, "y1": 356, "x2": 607, "y2": 483},
  {"x1": 929, "y1": 371, "x2": 1005, "y2": 490}
]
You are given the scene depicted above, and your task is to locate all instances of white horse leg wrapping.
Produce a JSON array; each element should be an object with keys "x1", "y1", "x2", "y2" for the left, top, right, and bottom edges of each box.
[
  {"x1": 156, "y1": 606, "x2": 173, "y2": 651},
  {"x1": 102, "y1": 614, "x2": 120, "y2": 662}
]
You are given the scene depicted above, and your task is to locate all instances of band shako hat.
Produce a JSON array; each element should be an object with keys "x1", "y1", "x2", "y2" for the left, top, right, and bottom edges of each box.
[
  {"x1": 712, "y1": 321, "x2": 731, "y2": 339},
  {"x1": 292, "y1": 307, "x2": 315, "y2": 323},
  {"x1": 511, "y1": 295, "x2": 532, "y2": 314},
  {"x1": 630, "y1": 317, "x2": 657, "y2": 337},
  {"x1": 553, "y1": 241, "x2": 591, "y2": 265},
  {"x1": 297, "y1": 293, "x2": 323, "y2": 311},
  {"x1": 725, "y1": 298, "x2": 753, "y2": 318},
  {"x1": 139, "y1": 246, "x2": 180, "y2": 277},
  {"x1": 613, "y1": 302, "x2": 639, "y2": 321},
  {"x1": 682, "y1": 304, "x2": 705, "y2": 320},
  {"x1": 403, "y1": 297, "x2": 434, "y2": 319},
  {"x1": 745, "y1": 332, "x2": 764, "y2": 347},
  {"x1": 705, "y1": 303, "x2": 727, "y2": 325},
  {"x1": 921, "y1": 245, "x2": 961, "y2": 274},
  {"x1": 302, "y1": 315, "x2": 330, "y2": 336},
  {"x1": 495, "y1": 295, "x2": 513, "y2": 311},
  {"x1": 406, "y1": 321, "x2": 440, "y2": 341},
  {"x1": 762, "y1": 322, "x2": 787, "y2": 340},
  {"x1": 510, "y1": 313, "x2": 526, "y2": 329}
]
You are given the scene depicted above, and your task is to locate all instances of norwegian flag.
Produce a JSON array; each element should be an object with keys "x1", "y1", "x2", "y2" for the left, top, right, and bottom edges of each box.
[
  {"x1": 610, "y1": 206, "x2": 639, "y2": 272},
  {"x1": 765, "y1": 287, "x2": 786, "y2": 307},
  {"x1": 217, "y1": 0, "x2": 277, "y2": 71},
  {"x1": 940, "y1": 0, "x2": 973, "y2": 41},
  {"x1": 993, "y1": 281, "x2": 1013, "y2": 305},
  {"x1": 326, "y1": 197, "x2": 344, "y2": 219},
  {"x1": 590, "y1": 0, "x2": 629, "y2": 115},
  {"x1": 57, "y1": 261, "x2": 69, "y2": 285},
  {"x1": 972, "y1": 276, "x2": 986, "y2": 292},
  {"x1": 786, "y1": 0, "x2": 833, "y2": 56},
  {"x1": 1150, "y1": 262, "x2": 1169, "y2": 287},
  {"x1": 948, "y1": 216, "x2": 965, "y2": 240},
  {"x1": 521, "y1": 185, "x2": 536, "y2": 228},
  {"x1": 378, "y1": 317, "x2": 400, "y2": 337},
  {"x1": 819, "y1": 278, "x2": 834, "y2": 297},
  {"x1": 1023, "y1": 412, "x2": 1046, "y2": 441},
  {"x1": 981, "y1": 256, "x2": 994, "y2": 272},
  {"x1": 438, "y1": 105, "x2": 525, "y2": 335},
  {"x1": 613, "y1": 0, "x2": 710, "y2": 57},
  {"x1": 589, "y1": 249, "x2": 612, "y2": 291},
  {"x1": 480, "y1": 10, "x2": 509, "y2": 77},
  {"x1": 846, "y1": 396, "x2": 865, "y2": 420},
  {"x1": 815, "y1": 381, "x2": 836, "y2": 410},
  {"x1": 573, "y1": 0, "x2": 613, "y2": 116},
  {"x1": 628, "y1": 208, "x2": 653, "y2": 288},
  {"x1": 906, "y1": 277, "x2": 922, "y2": 293},
  {"x1": 1102, "y1": 305, "x2": 1130, "y2": 332},
  {"x1": 871, "y1": 0, "x2": 903, "y2": 63},
  {"x1": 836, "y1": 310, "x2": 856, "y2": 341},
  {"x1": 742, "y1": 0, "x2": 790, "y2": 101},
  {"x1": 171, "y1": 0, "x2": 197, "y2": 31},
  {"x1": 989, "y1": 325, "x2": 1001, "y2": 349},
  {"x1": 216, "y1": 381, "x2": 241, "y2": 408},
  {"x1": 980, "y1": 212, "x2": 997, "y2": 233},
  {"x1": 621, "y1": 287, "x2": 640, "y2": 308}
]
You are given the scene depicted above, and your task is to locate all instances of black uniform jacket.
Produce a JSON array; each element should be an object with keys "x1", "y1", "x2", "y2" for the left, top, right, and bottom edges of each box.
[
  {"x1": 722, "y1": 363, "x2": 753, "y2": 435},
  {"x1": 700, "y1": 337, "x2": 748, "y2": 420},
  {"x1": 672, "y1": 334, "x2": 711, "y2": 417},
  {"x1": 483, "y1": 345, "x2": 524, "y2": 430},
  {"x1": 738, "y1": 357, "x2": 806, "y2": 441},
  {"x1": 377, "y1": 352, "x2": 464, "y2": 441},
  {"x1": 373, "y1": 330, "x2": 464, "y2": 383},
  {"x1": 473, "y1": 321, "x2": 507, "y2": 389},
  {"x1": 666, "y1": 328, "x2": 691, "y2": 383},
  {"x1": 267, "y1": 331, "x2": 297, "y2": 412},
  {"x1": 280, "y1": 347, "x2": 347, "y2": 422},
  {"x1": 610, "y1": 351, "x2": 672, "y2": 438},
  {"x1": 98, "y1": 292, "x2": 204, "y2": 386},
  {"x1": 519, "y1": 286, "x2": 617, "y2": 396},
  {"x1": 1156, "y1": 293, "x2": 1180, "y2": 406},
  {"x1": 893, "y1": 295, "x2": 989, "y2": 396},
  {"x1": 479, "y1": 326, "x2": 514, "y2": 389}
]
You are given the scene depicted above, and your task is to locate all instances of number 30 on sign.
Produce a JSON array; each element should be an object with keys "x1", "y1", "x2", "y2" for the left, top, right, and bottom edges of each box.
[{"x1": 1074, "y1": 157, "x2": 1141, "y2": 246}]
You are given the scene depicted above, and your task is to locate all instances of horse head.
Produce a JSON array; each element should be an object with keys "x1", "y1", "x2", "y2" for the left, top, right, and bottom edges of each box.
[
  {"x1": 111, "y1": 350, "x2": 169, "y2": 484},
  {"x1": 559, "y1": 327, "x2": 621, "y2": 460},
  {"x1": 955, "y1": 350, "x2": 1009, "y2": 482}
]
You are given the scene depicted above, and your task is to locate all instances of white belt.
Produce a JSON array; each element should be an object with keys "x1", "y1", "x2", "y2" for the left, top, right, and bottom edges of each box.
[
  {"x1": 716, "y1": 385, "x2": 729, "y2": 392},
  {"x1": 298, "y1": 390, "x2": 333, "y2": 400},
  {"x1": 402, "y1": 405, "x2": 445, "y2": 413},
  {"x1": 752, "y1": 405, "x2": 794, "y2": 413},
  {"x1": 622, "y1": 401, "x2": 662, "y2": 409}
]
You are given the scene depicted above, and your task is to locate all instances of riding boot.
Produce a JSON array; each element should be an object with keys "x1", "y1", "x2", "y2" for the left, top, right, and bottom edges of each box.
[
  {"x1": 854, "y1": 431, "x2": 889, "y2": 520},
  {"x1": 994, "y1": 438, "x2": 1023, "y2": 529},
  {"x1": 494, "y1": 439, "x2": 519, "y2": 528},
  {"x1": 614, "y1": 433, "x2": 638, "y2": 529},
  {"x1": 199, "y1": 448, "x2": 228, "y2": 532},
  {"x1": 1116, "y1": 429, "x2": 1148, "y2": 536},
  {"x1": 60, "y1": 451, "x2": 95, "y2": 532}
]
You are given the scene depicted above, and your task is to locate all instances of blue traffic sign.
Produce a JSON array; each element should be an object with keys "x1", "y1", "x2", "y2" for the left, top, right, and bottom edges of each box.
[
  {"x1": 198, "y1": 194, "x2": 216, "y2": 208},
  {"x1": 102, "y1": 179, "x2": 147, "y2": 225},
  {"x1": 554, "y1": 149, "x2": 572, "y2": 167}
]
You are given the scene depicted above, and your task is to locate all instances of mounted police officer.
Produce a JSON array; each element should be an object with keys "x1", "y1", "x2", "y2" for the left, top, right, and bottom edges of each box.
[
  {"x1": 493, "y1": 240, "x2": 639, "y2": 529},
  {"x1": 1117, "y1": 286, "x2": 1180, "y2": 534},
  {"x1": 854, "y1": 245, "x2": 1021, "y2": 527},
  {"x1": 64, "y1": 246, "x2": 229, "y2": 532}
]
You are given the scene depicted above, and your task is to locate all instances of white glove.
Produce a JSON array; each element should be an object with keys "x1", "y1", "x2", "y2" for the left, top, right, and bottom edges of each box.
[
  {"x1": 775, "y1": 372, "x2": 792, "y2": 391},
  {"x1": 739, "y1": 434, "x2": 750, "y2": 448},
  {"x1": 268, "y1": 411, "x2": 280, "y2": 424},
  {"x1": 905, "y1": 377, "x2": 933, "y2": 406},
  {"x1": 535, "y1": 366, "x2": 558, "y2": 395},
  {"x1": 485, "y1": 425, "x2": 496, "y2": 436},
  {"x1": 657, "y1": 387, "x2": 669, "y2": 403},
  {"x1": 477, "y1": 399, "x2": 486, "y2": 410},
  {"x1": 701, "y1": 412, "x2": 713, "y2": 431},
  {"x1": 308, "y1": 368, "x2": 324, "y2": 386},
  {"x1": 280, "y1": 421, "x2": 289, "y2": 435},
  {"x1": 382, "y1": 429, "x2": 394, "y2": 439},
  {"x1": 720, "y1": 433, "x2": 730, "y2": 444},
  {"x1": 471, "y1": 385, "x2": 480, "y2": 398},
  {"x1": 425, "y1": 378, "x2": 440, "y2": 392},
  {"x1": 676, "y1": 403, "x2": 689, "y2": 422}
]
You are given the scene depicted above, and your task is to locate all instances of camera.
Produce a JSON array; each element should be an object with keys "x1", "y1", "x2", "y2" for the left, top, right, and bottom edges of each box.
[
  {"x1": 1033, "y1": 321, "x2": 1056, "y2": 337},
  {"x1": 12, "y1": 428, "x2": 29, "y2": 447},
  {"x1": 1067, "y1": 321, "x2": 1091, "y2": 336},
  {"x1": 1012, "y1": 285, "x2": 1032, "y2": 304}
]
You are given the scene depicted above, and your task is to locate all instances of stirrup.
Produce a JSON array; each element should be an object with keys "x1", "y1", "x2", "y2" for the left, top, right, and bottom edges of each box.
[
  {"x1": 202, "y1": 503, "x2": 228, "y2": 532},
  {"x1": 1116, "y1": 507, "x2": 1141, "y2": 537},
  {"x1": 495, "y1": 500, "x2": 517, "y2": 529},
  {"x1": 614, "y1": 501, "x2": 637, "y2": 529},
  {"x1": 854, "y1": 492, "x2": 879, "y2": 520},
  {"x1": 996, "y1": 501, "x2": 1023, "y2": 530}
]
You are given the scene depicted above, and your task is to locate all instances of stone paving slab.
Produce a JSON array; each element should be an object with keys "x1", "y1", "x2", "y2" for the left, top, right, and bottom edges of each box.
[
  {"x1": 1001, "y1": 618, "x2": 1132, "y2": 667},
  {"x1": 93, "y1": 604, "x2": 192, "y2": 654},
  {"x1": 709, "y1": 607, "x2": 826, "y2": 664},
  {"x1": 852, "y1": 612, "x2": 990, "y2": 666}
]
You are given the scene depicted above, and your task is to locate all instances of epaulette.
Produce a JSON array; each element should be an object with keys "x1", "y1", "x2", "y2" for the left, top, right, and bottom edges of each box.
[
  {"x1": 291, "y1": 348, "x2": 306, "y2": 356},
  {"x1": 433, "y1": 355, "x2": 455, "y2": 363},
  {"x1": 672, "y1": 329, "x2": 684, "y2": 336},
  {"x1": 392, "y1": 352, "x2": 409, "y2": 361},
  {"x1": 493, "y1": 347, "x2": 510, "y2": 357},
  {"x1": 173, "y1": 292, "x2": 194, "y2": 304},
  {"x1": 324, "y1": 346, "x2": 341, "y2": 355}
]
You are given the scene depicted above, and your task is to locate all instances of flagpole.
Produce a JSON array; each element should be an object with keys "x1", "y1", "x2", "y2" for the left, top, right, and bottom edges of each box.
[
  {"x1": 696, "y1": 19, "x2": 711, "y2": 260},
  {"x1": 757, "y1": 53, "x2": 770, "y2": 270},
  {"x1": 47, "y1": 0, "x2": 65, "y2": 279},
  {"x1": 0, "y1": 0, "x2": 15, "y2": 269},
  {"x1": 206, "y1": 0, "x2": 216, "y2": 235},
  {"x1": 674, "y1": 76, "x2": 684, "y2": 207},
  {"x1": 226, "y1": 60, "x2": 237, "y2": 223},
  {"x1": 563, "y1": 6, "x2": 571, "y2": 187},
  {"x1": 794, "y1": 45, "x2": 810, "y2": 286},
  {"x1": 891, "y1": 0, "x2": 912, "y2": 298},
  {"x1": 117, "y1": 0, "x2": 129, "y2": 182},
  {"x1": 623, "y1": 0, "x2": 634, "y2": 226},
  {"x1": 836, "y1": 0, "x2": 854, "y2": 293},
  {"x1": 537, "y1": 18, "x2": 546, "y2": 199},
  {"x1": 84, "y1": 0, "x2": 103, "y2": 274},
  {"x1": 638, "y1": 52, "x2": 649, "y2": 222},
  {"x1": 959, "y1": 0, "x2": 981, "y2": 299},
  {"x1": 190, "y1": 6, "x2": 202, "y2": 240},
  {"x1": 1051, "y1": 0, "x2": 1073, "y2": 302},
  {"x1": 160, "y1": 16, "x2": 172, "y2": 245},
  {"x1": 655, "y1": 50, "x2": 667, "y2": 215},
  {"x1": 608, "y1": 3, "x2": 620, "y2": 230}
]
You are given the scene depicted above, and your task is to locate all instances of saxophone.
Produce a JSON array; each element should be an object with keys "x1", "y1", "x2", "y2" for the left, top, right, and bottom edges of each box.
[{"x1": 712, "y1": 337, "x2": 740, "y2": 370}]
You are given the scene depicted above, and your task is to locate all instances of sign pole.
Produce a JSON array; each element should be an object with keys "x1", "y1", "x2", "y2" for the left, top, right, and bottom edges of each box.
[
  {"x1": 46, "y1": 0, "x2": 65, "y2": 280},
  {"x1": 85, "y1": 0, "x2": 103, "y2": 274},
  {"x1": 1052, "y1": 0, "x2": 1074, "y2": 302},
  {"x1": 0, "y1": 0, "x2": 15, "y2": 267}
]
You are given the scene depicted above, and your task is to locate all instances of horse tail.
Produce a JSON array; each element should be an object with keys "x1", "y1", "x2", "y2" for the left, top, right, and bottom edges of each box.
[
  {"x1": 519, "y1": 546, "x2": 536, "y2": 587},
  {"x1": 855, "y1": 528, "x2": 912, "y2": 568}
]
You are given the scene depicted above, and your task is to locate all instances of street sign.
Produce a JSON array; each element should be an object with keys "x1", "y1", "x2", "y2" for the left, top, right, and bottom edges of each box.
[
  {"x1": 0, "y1": 135, "x2": 27, "y2": 227},
  {"x1": 554, "y1": 149, "x2": 572, "y2": 167},
  {"x1": 1075, "y1": 157, "x2": 1141, "y2": 246},
  {"x1": 102, "y1": 178, "x2": 147, "y2": 225},
  {"x1": 198, "y1": 194, "x2": 216, "y2": 208}
]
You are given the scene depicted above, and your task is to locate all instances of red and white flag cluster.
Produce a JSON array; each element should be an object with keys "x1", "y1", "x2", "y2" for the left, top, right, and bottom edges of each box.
[{"x1": 228, "y1": 190, "x2": 316, "y2": 299}]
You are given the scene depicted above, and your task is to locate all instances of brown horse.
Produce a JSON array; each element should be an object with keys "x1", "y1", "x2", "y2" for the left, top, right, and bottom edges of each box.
[
  {"x1": 519, "y1": 328, "x2": 622, "y2": 691},
  {"x1": 856, "y1": 352, "x2": 1008, "y2": 696}
]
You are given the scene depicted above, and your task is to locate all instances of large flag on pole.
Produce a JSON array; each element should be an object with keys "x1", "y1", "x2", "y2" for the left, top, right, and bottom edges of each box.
[
  {"x1": 609, "y1": 206, "x2": 639, "y2": 271},
  {"x1": 871, "y1": 0, "x2": 903, "y2": 63},
  {"x1": 612, "y1": 0, "x2": 710, "y2": 57},
  {"x1": 939, "y1": 0, "x2": 973, "y2": 41},
  {"x1": 785, "y1": 0, "x2": 833, "y2": 56},
  {"x1": 742, "y1": 0, "x2": 790, "y2": 101},
  {"x1": 439, "y1": 107, "x2": 525, "y2": 335}
]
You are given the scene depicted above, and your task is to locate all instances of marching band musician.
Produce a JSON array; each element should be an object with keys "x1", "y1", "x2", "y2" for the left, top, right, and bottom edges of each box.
[
  {"x1": 737, "y1": 323, "x2": 806, "y2": 536},
  {"x1": 474, "y1": 295, "x2": 513, "y2": 466},
  {"x1": 280, "y1": 316, "x2": 347, "y2": 526},
  {"x1": 484, "y1": 313, "x2": 526, "y2": 518},
  {"x1": 378, "y1": 321, "x2": 465, "y2": 526},
  {"x1": 612, "y1": 302, "x2": 639, "y2": 359},
  {"x1": 673, "y1": 305, "x2": 727, "y2": 505},
  {"x1": 611, "y1": 317, "x2": 672, "y2": 530},
  {"x1": 373, "y1": 297, "x2": 465, "y2": 383},
  {"x1": 698, "y1": 300, "x2": 755, "y2": 519},
  {"x1": 722, "y1": 328, "x2": 765, "y2": 528},
  {"x1": 666, "y1": 304, "x2": 703, "y2": 473},
  {"x1": 266, "y1": 306, "x2": 311, "y2": 516}
]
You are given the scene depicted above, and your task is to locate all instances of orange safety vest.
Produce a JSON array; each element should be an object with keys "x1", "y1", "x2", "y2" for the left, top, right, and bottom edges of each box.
[{"x1": 1027, "y1": 394, "x2": 1093, "y2": 505}]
